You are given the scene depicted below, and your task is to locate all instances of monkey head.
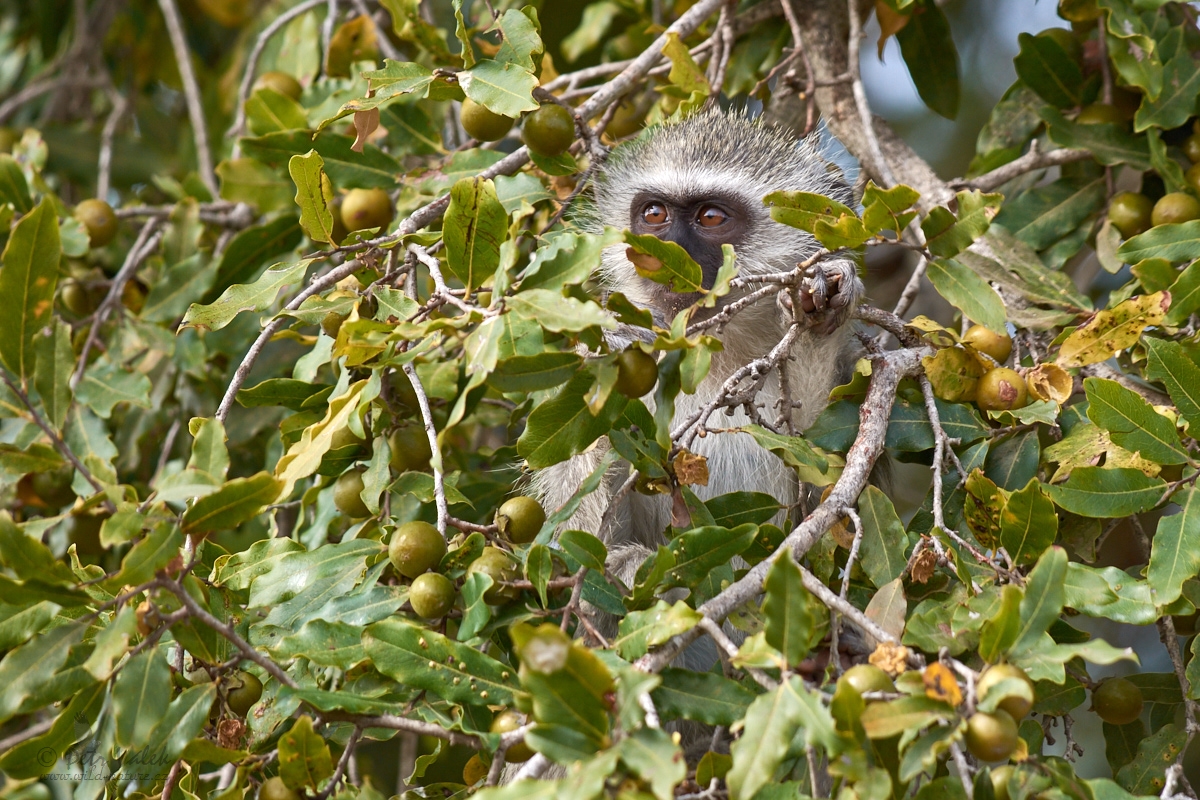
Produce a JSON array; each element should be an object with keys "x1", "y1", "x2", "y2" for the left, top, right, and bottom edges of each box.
[{"x1": 591, "y1": 107, "x2": 859, "y2": 327}]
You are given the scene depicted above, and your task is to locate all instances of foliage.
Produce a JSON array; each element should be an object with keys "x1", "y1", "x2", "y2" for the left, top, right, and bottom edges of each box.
[{"x1": 1, "y1": 0, "x2": 1200, "y2": 799}]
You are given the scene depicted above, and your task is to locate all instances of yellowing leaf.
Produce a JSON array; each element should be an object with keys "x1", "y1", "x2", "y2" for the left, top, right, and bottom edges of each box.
[{"x1": 1056, "y1": 291, "x2": 1170, "y2": 368}]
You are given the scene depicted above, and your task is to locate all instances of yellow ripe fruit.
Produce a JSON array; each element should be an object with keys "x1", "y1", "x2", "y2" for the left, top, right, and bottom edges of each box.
[
  {"x1": 340, "y1": 188, "x2": 393, "y2": 233},
  {"x1": 976, "y1": 368, "x2": 1028, "y2": 412},
  {"x1": 977, "y1": 664, "x2": 1035, "y2": 720},
  {"x1": 389, "y1": 521, "x2": 446, "y2": 578},
  {"x1": 1151, "y1": 192, "x2": 1200, "y2": 227},
  {"x1": 964, "y1": 710, "x2": 1019, "y2": 763},
  {"x1": 962, "y1": 324, "x2": 1012, "y2": 363}
]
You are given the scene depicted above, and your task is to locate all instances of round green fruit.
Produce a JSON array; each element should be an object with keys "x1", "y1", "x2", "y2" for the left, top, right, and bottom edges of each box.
[
  {"x1": 253, "y1": 71, "x2": 303, "y2": 101},
  {"x1": 226, "y1": 671, "x2": 263, "y2": 716},
  {"x1": 466, "y1": 547, "x2": 521, "y2": 604},
  {"x1": 389, "y1": 425, "x2": 432, "y2": 473},
  {"x1": 259, "y1": 777, "x2": 299, "y2": 800},
  {"x1": 491, "y1": 710, "x2": 534, "y2": 762},
  {"x1": 75, "y1": 199, "x2": 118, "y2": 248},
  {"x1": 839, "y1": 664, "x2": 895, "y2": 696},
  {"x1": 522, "y1": 103, "x2": 575, "y2": 157},
  {"x1": 1107, "y1": 191, "x2": 1154, "y2": 238},
  {"x1": 333, "y1": 468, "x2": 372, "y2": 518},
  {"x1": 1183, "y1": 133, "x2": 1200, "y2": 164},
  {"x1": 1186, "y1": 163, "x2": 1200, "y2": 195},
  {"x1": 461, "y1": 97, "x2": 516, "y2": 142},
  {"x1": 60, "y1": 280, "x2": 98, "y2": 317},
  {"x1": 977, "y1": 664, "x2": 1035, "y2": 721},
  {"x1": 1092, "y1": 677, "x2": 1143, "y2": 725},
  {"x1": 976, "y1": 368, "x2": 1028, "y2": 412},
  {"x1": 389, "y1": 521, "x2": 446, "y2": 578},
  {"x1": 340, "y1": 188, "x2": 393, "y2": 233},
  {"x1": 1152, "y1": 192, "x2": 1200, "y2": 226},
  {"x1": 964, "y1": 710, "x2": 1019, "y2": 763},
  {"x1": 495, "y1": 496, "x2": 546, "y2": 544},
  {"x1": 990, "y1": 765, "x2": 1014, "y2": 800},
  {"x1": 962, "y1": 324, "x2": 1012, "y2": 363},
  {"x1": 409, "y1": 572, "x2": 456, "y2": 618},
  {"x1": 614, "y1": 349, "x2": 658, "y2": 398}
]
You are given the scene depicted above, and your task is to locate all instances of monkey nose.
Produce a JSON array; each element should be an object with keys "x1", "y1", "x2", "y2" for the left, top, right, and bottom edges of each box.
[{"x1": 626, "y1": 247, "x2": 663, "y2": 276}]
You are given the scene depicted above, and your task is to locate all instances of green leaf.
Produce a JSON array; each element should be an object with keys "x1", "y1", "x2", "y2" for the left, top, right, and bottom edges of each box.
[
  {"x1": 1013, "y1": 30, "x2": 1084, "y2": 108},
  {"x1": 1040, "y1": 108, "x2": 1151, "y2": 171},
  {"x1": 1144, "y1": 337, "x2": 1200, "y2": 434},
  {"x1": 517, "y1": 371, "x2": 629, "y2": 469},
  {"x1": 1000, "y1": 479, "x2": 1057, "y2": 566},
  {"x1": 763, "y1": 552, "x2": 817, "y2": 666},
  {"x1": 506, "y1": 289, "x2": 613, "y2": 333},
  {"x1": 614, "y1": 729, "x2": 681, "y2": 800},
  {"x1": 895, "y1": 0, "x2": 959, "y2": 119},
  {"x1": 75, "y1": 360, "x2": 152, "y2": 418},
  {"x1": 112, "y1": 647, "x2": 172, "y2": 749},
  {"x1": 182, "y1": 472, "x2": 282, "y2": 535},
  {"x1": 0, "y1": 154, "x2": 32, "y2": 213},
  {"x1": 857, "y1": 486, "x2": 909, "y2": 587},
  {"x1": 861, "y1": 695, "x2": 954, "y2": 739},
  {"x1": 1115, "y1": 723, "x2": 1185, "y2": 795},
  {"x1": 245, "y1": 87, "x2": 308, "y2": 135},
  {"x1": 1085, "y1": 377, "x2": 1188, "y2": 465},
  {"x1": 103, "y1": 523, "x2": 184, "y2": 590},
  {"x1": 613, "y1": 600, "x2": 701, "y2": 660},
  {"x1": 289, "y1": 151, "x2": 335, "y2": 244},
  {"x1": 623, "y1": 232, "x2": 704, "y2": 295},
  {"x1": 240, "y1": 131, "x2": 400, "y2": 189},
  {"x1": 278, "y1": 715, "x2": 334, "y2": 791},
  {"x1": 651, "y1": 668, "x2": 756, "y2": 726},
  {"x1": 32, "y1": 319, "x2": 73, "y2": 430},
  {"x1": 664, "y1": 523, "x2": 757, "y2": 589},
  {"x1": 738, "y1": 424, "x2": 833, "y2": 485},
  {"x1": 217, "y1": 156, "x2": 293, "y2": 213},
  {"x1": 922, "y1": 190, "x2": 1002, "y2": 259},
  {"x1": 1115, "y1": 220, "x2": 1200, "y2": 264},
  {"x1": 182, "y1": 258, "x2": 312, "y2": 332},
  {"x1": 979, "y1": 584, "x2": 1023, "y2": 663},
  {"x1": 0, "y1": 197, "x2": 60, "y2": 381},
  {"x1": 558, "y1": 529, "x2": 607, "y2": 573},
  {"x1": 1165, "y1": 258, "x2": 1200, "y2": 326},
  {"x1": 1133, "y1": 47, "x2": 1200, "y2": 131},
  {"x1": 728, "y1": 678, "x2": 842, "y2": 800},
  {"x1": 488, "y1": 352, "x2": 581, "y2": 392},
  {"x1": 149, "y1": 683, "x2": 218, "y2": 761},
  {"x1": 444, "y1": 176, "x2": 507, "y2": 292},
  {"x1": 1148, "y1": 486, "x2": 1200, "y2": 608},
  {"x1": 1043, "y1": 467, "x2": 1166, "y2": 518},
  {"x1": 1011, "y1": 546, "x2": 1067, "y2": 655},
  {"x1": 0, "y1": 620, "x2": 85, "y2": 725},
  {"x1": 993, "y1": 176, "x2": 1107, "y2": 251},
  {"x1": 927, "y1": 258, "x2": 1007, "y2": 332},
  {"x1": 460, "y1": 59, "x2": 538, "y2": 117},
  {"x1": 363, "y1": 617, "x2": 521, "y2": 705}
]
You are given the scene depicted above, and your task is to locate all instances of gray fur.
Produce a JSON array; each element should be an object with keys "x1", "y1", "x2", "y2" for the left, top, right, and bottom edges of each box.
[{"x1": 530, "y1": 109, "x2": 862, "y2": 571}]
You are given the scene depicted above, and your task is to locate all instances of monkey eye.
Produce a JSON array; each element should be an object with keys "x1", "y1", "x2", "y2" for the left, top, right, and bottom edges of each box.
[
  {"x1": 642, "y1": 203, "x2": 669, "y2": 226},
  {"x1": 696, "y1": 205, "x2": 729, "y2": 228}
]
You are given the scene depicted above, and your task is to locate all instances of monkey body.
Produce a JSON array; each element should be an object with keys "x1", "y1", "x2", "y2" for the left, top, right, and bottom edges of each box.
[{"x1": 530, "y1": 108, "x2": 863, "y2": 589}]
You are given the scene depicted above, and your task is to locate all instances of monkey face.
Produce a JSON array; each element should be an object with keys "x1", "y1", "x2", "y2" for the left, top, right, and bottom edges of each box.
[{"x1": 629, "y1": 192, "x2": 751, "y2": 285}]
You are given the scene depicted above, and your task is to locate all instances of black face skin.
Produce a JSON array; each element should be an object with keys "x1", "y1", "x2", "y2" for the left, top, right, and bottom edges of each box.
[{"x1": 629, "y1": 190, "x2": 751, "y2": 318}]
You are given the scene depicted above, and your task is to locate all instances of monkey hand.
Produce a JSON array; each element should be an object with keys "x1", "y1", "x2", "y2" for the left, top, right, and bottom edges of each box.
[{"x1": 791, "y1": 260, "x2": 862, "y2": 335}]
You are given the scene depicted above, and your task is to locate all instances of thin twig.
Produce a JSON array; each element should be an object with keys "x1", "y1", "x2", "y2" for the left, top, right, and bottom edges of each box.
[
  {"x1": 0, "y1": 370, "x2": 114, "y2": 510},
  {"x1": 96, "y1": 91, "x2": 129, "y2": 200},
  {"x1": 957, "y1": 144, "x2": 1092, "y2": 193},
  {"x1": 403, "y1": 361, "x2": 447, "y2": 536},
  {"x1": 845, "y1": 0, "x2": 894, "y2": 186},
  {"x1": 72, "y1": 219, "x2": 163, "y2": 389},
  {"x1": 156, "y1": 0, "x2": 217, "y2": 195}
]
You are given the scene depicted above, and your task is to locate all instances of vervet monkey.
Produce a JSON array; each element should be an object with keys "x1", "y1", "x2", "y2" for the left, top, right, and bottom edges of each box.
[{"x1": 531, "y1": 107, "x2": 864, "y2": 605}]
